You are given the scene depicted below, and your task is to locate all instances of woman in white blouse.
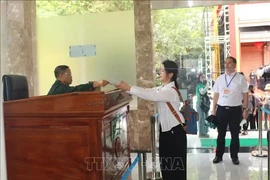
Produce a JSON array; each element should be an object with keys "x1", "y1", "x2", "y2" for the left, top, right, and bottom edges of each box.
[{"x1": 115, "y1": 60, "x2": 187, "y2": 180}]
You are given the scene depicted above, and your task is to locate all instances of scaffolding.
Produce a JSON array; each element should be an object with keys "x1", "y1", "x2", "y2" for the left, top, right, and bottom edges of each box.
[{"x1": 203, "y1": 5, "x2": 230, "y2": 91}]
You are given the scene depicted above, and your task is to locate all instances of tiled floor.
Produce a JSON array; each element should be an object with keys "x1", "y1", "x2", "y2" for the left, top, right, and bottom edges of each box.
[
  {"x1": 187, "y1": 129, "x2": 269, "y2": 148},
  {"x1": 128, "y1": 129, "x2": 269, "y2": 180},
  {"x1": 130, "y1": 152, "x2": 268, "y2": 180},
  {"x1": 126, "y1": 115, "x2": 269, "y2": 180}
]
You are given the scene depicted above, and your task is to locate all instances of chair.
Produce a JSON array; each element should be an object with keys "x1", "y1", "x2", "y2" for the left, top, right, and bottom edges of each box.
[{"x1": 2, "y1": 74, "x2": 29, "y2": 101}]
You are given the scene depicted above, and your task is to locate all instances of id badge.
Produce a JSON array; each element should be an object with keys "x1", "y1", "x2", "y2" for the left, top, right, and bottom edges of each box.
[{"x1": 222, "y1": 88, "x2": 230, "y2": 98}]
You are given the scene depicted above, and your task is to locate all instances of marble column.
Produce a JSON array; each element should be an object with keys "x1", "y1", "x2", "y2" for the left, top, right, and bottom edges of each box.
[
  {"x1": 129, "y1": 0, "x2": 155, "y2": 151},
  {"x1": 0, "y1": 2, "x2": 36, "y2": 179},
  {"x1": 0, "y1": 1, "x2": 37, "y2": 96}
]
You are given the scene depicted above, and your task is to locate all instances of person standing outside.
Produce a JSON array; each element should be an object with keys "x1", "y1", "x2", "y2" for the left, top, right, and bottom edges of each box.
[
  {"x1": 257, "y1": 66, "x2": 264, "y2": 89},
  {"x1": 195, "y1": 74, "x2": 210, "y2": 138},
  {"x1": 211, "y1": 56, "x2": 248, "y2": 165},
  {"x1": 249, "y1": 69, "x2": 257, "y2": 86},
  {"x1": 115, "y1": 60, "x2": 187, "y2": 180},
  {"x1": 242, "y1": 85, "x2": 257, "y2": 135},
  {"x1": 262, "y1": 84, "x2": 270, "y2": 129}
]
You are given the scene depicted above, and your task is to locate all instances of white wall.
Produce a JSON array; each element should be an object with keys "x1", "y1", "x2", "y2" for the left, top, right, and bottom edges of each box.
[
  {"x1": 238, "y1": 3, "x2": 270, "y2": 23},
  {"x1": 36, "y1": 11, "x2": 136, "y2": 95}
]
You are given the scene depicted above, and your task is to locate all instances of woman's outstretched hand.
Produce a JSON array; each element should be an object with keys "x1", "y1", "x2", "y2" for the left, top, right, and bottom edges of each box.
[{"x1": 114, "y1": 80, "x2": 131, "y2": 91}]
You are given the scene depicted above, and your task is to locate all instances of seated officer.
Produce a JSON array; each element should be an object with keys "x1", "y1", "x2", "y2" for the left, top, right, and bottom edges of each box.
[{"x1": 48, "y1": 65, "x2": 109, "y2": 95}]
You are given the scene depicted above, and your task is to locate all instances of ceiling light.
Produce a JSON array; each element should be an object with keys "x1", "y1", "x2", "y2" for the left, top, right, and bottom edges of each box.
[{"x1": 188, "y1": 1, "x2": 193, "y2": 8}]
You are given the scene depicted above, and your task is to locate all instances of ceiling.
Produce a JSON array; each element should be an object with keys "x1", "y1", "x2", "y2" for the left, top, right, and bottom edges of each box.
[{"x1": 151, "y1": 0, "x2": 270, "y2": 9}]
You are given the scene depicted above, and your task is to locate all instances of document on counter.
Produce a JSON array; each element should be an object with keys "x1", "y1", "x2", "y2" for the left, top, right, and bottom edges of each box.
[{"x1": 108, "y1": 79, "x2": 121, "y2": 85}]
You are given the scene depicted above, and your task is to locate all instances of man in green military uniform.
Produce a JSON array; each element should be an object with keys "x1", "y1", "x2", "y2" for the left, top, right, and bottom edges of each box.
[{"x1": 48, "y1": 65, "x2": 109, "y2": 95}]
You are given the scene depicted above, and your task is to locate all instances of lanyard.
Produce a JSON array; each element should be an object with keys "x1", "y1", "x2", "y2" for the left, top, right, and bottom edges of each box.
[{"x1": 225, "y1": 73, "x2": 237, "y2": 88}]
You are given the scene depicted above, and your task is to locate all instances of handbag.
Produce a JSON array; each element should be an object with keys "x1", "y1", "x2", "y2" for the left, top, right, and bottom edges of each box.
[
  {"x1": 200, "y1": 93, "x2": 210, "y2": 113},
  {"x1": 180, "y1": 104, "x2": 199, "y2": 134},
  {"x1": 205, "y1": 115, "x2": 218, "y2": 129}
]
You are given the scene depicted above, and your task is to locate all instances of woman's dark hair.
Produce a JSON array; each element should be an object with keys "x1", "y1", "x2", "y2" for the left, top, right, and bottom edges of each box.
[
  {"x1": 162, "y1": 60, "x2": 179, "y2": 89},
  {"x1": 197, "y1": 73, "x2": 205, "y2": 83},
  {"x1": 248, "y1": 84, "x2": 254, "y2": 93},
  {"x1": 54, "y1": 65, "x2": 69, "y2": 78}
]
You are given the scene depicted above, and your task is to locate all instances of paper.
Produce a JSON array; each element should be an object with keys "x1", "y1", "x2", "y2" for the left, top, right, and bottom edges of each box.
[{"x1": 108, "y1": 79, "x2": 121, "y2": 85}]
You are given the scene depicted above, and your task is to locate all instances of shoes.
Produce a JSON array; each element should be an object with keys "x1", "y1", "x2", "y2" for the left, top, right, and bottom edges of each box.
[
  {"x1": 213, "y1": 157, "x2": 239, "y2": 165},
  {"x1": 213, "y1": 156, "x2": 222, "y2": 164},
  {"x1": 232, "y1": 158, "x2": 240, "y2": 165},
  {"x1": 241, "y1": 131, "x2": 248, "y2": 135}
]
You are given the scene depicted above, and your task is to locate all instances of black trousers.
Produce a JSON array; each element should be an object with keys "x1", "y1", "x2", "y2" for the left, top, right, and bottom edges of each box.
[
  {"x1": 249, "y1": 114, "x2": 256, "y2": 130},
  {"x1": 243, "y1": 114, "x2": 256, "y2": 131},
  {"x1": 216, "y1": 106, "x2": 242, "y2": 159},
  {"x1": 159, "y1": 124, "x2": 187, "y2": 180}
]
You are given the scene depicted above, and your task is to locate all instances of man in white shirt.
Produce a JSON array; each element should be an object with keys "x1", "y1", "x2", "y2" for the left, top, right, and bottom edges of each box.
[{"x1": 211, "y1": 57, "x2": 248, "y2": 165}]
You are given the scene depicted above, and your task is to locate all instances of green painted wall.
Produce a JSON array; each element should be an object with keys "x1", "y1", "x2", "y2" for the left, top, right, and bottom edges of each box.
[{"x1": 36, "y1": 11, "x2": 136, "y2": 95}]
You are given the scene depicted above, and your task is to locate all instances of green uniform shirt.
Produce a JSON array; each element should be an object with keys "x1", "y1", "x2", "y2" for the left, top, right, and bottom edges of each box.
[
  {"x1": 47, "y1": 80, "x2": 95, "y2": 95},
  {"x1": 195, "y1": 82, "x2": 205, "y2": 103}
]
